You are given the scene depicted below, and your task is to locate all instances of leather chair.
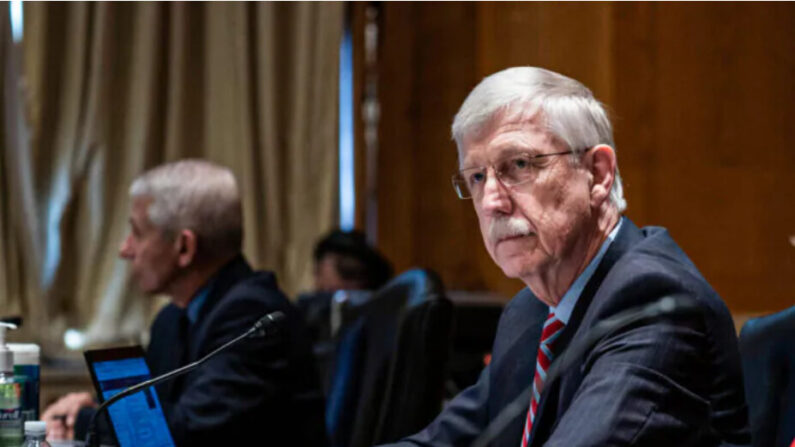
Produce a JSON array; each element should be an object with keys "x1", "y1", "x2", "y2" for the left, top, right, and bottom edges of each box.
[
  {"x1": 739, "y1": 305, "x2": 795, "y2": 447},
  {"x1": 325, "y1": 269, "x2": 453, "y2": 447}
]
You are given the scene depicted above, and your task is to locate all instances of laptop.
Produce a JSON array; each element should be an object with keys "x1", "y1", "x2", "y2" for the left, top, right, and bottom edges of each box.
[{"x1": 84, "y1": 346, "x2": 176, "y2": 447}]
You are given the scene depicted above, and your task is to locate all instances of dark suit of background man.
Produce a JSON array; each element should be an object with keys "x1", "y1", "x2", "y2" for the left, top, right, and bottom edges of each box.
[
  {"x1": 42, "y1": 160, "x2": 327, "y2": 446},
  {"x1": 382, "y1": 67, "x2": 750, "y2": 447}
]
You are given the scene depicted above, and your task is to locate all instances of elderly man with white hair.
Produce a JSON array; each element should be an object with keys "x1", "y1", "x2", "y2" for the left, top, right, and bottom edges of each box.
[
  {"x1": 43, "y1": 160, "x2": 327, "y2": 446},
  {"x1": 383, "y1": 67, "x2": 750, "y2": 446}
]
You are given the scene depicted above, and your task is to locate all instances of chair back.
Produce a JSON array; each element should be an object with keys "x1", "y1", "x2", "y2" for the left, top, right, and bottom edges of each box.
[
  {"x1": 326, "y1": 269, "x2": 453, "y2": 447},
  {"x1": 739, "y1": 305, "x2": 795, "y2": 447}
]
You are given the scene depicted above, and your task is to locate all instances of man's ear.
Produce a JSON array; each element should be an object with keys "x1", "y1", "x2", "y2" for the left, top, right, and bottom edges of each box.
[
  {"x1": 587, "y1": 144, "x2": 616, "y2": 208},
  {"x1": 176, "y1": 229, "x2": 198, "y2": 268}
]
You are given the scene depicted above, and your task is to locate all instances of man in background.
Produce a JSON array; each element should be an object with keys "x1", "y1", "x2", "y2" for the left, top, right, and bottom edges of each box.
[
  {"x1": 312, "y1": 229, "x2": 393, "y2": 293},
  {"x1": 297, "y1": 229, "x2": 393, "y2": 338},
  {"x1": 43, "y1": 160, "x2": 327, "y2": 446},
  {"x1": 297, "y1": 229, "x2": 393, "y2": 388},
  {"x1": 383, "y1": 67, "x2": 749, "y2": 446}
]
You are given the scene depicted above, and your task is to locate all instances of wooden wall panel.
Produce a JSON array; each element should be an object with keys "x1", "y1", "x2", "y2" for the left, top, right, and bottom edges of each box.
[
  {"x1": 476, "y1": 3, "x2": 615, "y2": 103},
  {"x1": 377, "y1": 3, "x2": 420, "y2": 279},
  {"x1": 613, "y1": 3, "x2": 795, "y2": 313},
  {"x1": 373, "y1": 2, "x2": 795, "y2": 313},
  {"x1": 377, "y1": 3, "x2": 515, "y2": 295},
  {"x1": 350, "y1": 3, "x2": 368, "y2": 230}
]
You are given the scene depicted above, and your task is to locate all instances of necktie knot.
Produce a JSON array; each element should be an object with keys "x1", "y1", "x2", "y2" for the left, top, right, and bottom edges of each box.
[{"x1": 540, "y1": 313, "x2": 565, "y2": 345}]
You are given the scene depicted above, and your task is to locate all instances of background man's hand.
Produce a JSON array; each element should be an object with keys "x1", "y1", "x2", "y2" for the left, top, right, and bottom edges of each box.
[{"x1": 41, "y1": 391, "x2": 96, "y2": 440}]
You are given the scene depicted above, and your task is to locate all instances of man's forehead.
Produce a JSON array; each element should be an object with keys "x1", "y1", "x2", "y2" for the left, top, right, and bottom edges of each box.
[
  {"x1": 458, "y1": 117, "x2": 554, "y2": 166},
  {"x1": 131, "y1": 195, "x2": 153, "y2": 210},
  {"x1": 129, "y1": 196, "x2": 154, "y2": 225}
]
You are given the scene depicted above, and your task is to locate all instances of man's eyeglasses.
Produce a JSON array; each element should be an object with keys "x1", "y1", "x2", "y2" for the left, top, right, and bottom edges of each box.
[{"x1": 451, "y1": 149, "x2": 582, "y2": 200}]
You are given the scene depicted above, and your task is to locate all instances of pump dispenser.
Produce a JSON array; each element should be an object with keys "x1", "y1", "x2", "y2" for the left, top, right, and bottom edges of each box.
[
  {"x1": 0, "y1": 323, "x2": 16, "y2": 375},
  {"x1": 0, "y1": 322, "x2": 22, "y2": 447}
]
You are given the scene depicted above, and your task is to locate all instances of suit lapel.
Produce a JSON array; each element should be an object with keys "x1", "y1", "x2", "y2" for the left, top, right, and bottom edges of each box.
[
  {"x1": 187, "y1": 255, "x2": 253, "y2": 361},
  {"x1": 148, "y1": 305, "x2": 188, "y2": 403},
  {"x1": 528, "y1": 219, "x2": 643, "y2": 446}
]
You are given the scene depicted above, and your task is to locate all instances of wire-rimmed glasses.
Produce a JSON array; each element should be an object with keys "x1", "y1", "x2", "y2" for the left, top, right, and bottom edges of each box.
[{"x1": 451, "y1": 150, "x2": 579, "y2": 199}]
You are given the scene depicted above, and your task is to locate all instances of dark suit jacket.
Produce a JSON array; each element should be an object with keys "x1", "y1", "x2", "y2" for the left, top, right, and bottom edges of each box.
[
  {"x1": 739, "y1": 306, "x2": 795, "y2": 447},
  {"x1": 146, "y1": 255, "x2": 327, "y2": 447},
  {"x1": 386, "y1": 219, "x2": 750, "y2": 447}
]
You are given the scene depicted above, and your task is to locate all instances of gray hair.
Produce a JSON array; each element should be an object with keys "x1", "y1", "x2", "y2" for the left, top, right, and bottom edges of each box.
[
  {"x1": 130, "y1": 159, "x2": 243, "y2": 256},
  {"x1": 452, "y1": 66, "x2": 627, "y2": 212}
]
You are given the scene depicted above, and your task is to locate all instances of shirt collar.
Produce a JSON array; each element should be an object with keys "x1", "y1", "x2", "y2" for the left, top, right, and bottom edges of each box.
[
  {"x1": 186, "y1": 279, "x2": 215, "y2": 324},
  {"x1": 551, "y1": 217, "x2": 623, "y2": 324}
]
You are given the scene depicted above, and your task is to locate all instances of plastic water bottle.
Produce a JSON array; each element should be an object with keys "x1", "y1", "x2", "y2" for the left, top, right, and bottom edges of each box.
[{"x1": 20, "y1": 421, "x2": 50, "y2": 447}]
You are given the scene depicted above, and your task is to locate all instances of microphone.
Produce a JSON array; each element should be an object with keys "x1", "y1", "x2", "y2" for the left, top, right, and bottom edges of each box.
[
  {"x1": 251, "y1": 311, "x2": 287, "y2": 337},
  {"x1": 471, "y1": 296, "x2": 699, "y2": 447},
  {"x1": 84, "y1": 310, "x2": 286, "y2": 447}
]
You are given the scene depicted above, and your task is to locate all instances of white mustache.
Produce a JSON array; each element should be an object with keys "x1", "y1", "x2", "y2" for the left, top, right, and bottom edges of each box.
[{"x1": 488, "y1": 217, "x2": 533, "y2": 242}]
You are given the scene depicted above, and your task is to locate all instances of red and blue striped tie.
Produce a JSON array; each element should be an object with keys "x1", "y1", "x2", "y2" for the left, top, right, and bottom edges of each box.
[{"x1": 521, "y1": 311, "x2": 565, "y2": 447}]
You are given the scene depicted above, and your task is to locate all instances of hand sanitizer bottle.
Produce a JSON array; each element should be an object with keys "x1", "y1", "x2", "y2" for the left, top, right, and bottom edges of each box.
[
  {"x1": 0, "y1": 322, "x2": 22, "y2": 447},
  {"x1": 9, "y1": 344, "x2": 40, "y2": 421}
]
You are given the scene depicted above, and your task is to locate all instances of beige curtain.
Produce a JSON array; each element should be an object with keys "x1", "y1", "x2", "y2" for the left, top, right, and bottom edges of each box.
[
  {"x1": 1, "y1": 1, "x2": 44, "y2": 341},
  {"x1": 1, "y1": 2, "x2": 342, "y2": 354}
]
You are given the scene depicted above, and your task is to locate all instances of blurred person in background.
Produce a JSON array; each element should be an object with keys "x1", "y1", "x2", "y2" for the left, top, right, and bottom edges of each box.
[
  {"x1": 42, "y1": 159, "x2": 327, "y2": 447},
  {"x1": 312, "y1": 229, "x2": 393, "y2": 293},
  {"x1": 297, "y1": 228, "x2": 393, "y2": 375},
  {"x1": 297, "y1": 228, "x2": 393, "y2": 334}
]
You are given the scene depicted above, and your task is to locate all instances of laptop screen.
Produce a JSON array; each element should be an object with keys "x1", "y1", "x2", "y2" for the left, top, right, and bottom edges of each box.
[{"x1": 85, "y1": 347, "x2": 176, "y2": 447}]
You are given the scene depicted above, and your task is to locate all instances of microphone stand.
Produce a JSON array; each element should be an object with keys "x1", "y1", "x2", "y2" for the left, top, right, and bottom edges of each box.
[
  {"x1": 84, "y1": 311, "x2": 285, "y2": 447},
  {"x1": 471, "y1": 296, "x2": 698, "y2": 447}
]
